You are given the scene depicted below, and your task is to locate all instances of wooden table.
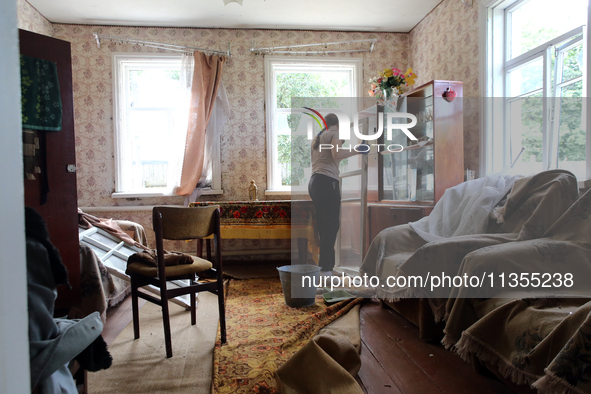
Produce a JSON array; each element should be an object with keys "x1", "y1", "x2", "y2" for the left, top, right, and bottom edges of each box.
[{"x1": 189, "y1": 200, "x2": 317, "y2": 264}]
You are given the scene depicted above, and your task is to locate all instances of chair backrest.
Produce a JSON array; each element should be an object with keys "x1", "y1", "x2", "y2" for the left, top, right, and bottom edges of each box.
[{"x1": 153, "y1": 206, "x2": 220, "y2": 240}]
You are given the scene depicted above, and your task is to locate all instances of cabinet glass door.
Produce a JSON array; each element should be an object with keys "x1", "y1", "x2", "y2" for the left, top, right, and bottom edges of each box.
[
  {"x1": 381, "y1": 94, "x2": 435, "y2": 202},
  {"x1": 335, "y1": 137, "x2": 368, "y2": 274}
]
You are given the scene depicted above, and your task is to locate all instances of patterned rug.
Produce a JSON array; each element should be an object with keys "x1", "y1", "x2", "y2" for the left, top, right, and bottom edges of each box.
[{"x1": 212, "y1": 277, "x2": 364, "y2": 394}]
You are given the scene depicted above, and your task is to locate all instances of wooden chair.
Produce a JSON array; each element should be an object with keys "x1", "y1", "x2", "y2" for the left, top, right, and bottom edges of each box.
[{"x1": 127, "y1": 206, "x2": 226, "y2": 358}]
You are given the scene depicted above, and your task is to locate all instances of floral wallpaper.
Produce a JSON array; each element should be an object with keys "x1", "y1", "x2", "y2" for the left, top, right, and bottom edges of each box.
[
  {"x1": 17, "y1": 0, "x2": 485, "y2": 254},
  {"x1": 409, "y1": 0, "x2": 481, "y2": 175},
  {"x1": 16, "y1": 0, "x2": 53, "y2": 37},
  {"x1": 48, "y1": 24, "x2": 409, "y2": 252}
]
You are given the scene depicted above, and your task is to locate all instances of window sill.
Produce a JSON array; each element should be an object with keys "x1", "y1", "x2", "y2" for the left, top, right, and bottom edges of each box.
[
  {"x1": 264, "y1": 189, "x2": 293, "y2": 196},
  {"x1": 112, "y1": 189, "x2": 224, "y2": 198},
  {"x1": 579, "y1": 179, "x2": 591, "y2": 189}
]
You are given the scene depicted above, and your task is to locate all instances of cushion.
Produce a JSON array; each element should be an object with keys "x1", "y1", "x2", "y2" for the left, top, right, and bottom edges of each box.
[{"x1": 126, "y1": 255, "x2": 213, "y2": 277}]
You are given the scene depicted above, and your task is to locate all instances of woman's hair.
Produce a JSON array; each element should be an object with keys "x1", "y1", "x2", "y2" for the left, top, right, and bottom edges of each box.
[{"x1": 312, "y1": 113, "x2": 339, "y2": 150}]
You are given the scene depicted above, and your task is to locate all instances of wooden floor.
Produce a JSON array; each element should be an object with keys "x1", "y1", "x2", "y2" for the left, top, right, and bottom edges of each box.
[
  {"x1": 103, "y1": 296, "x2": 515, "y2": 394},
  {"x1": 357, "y1": 301, "x2": 515, "y2": 394}
]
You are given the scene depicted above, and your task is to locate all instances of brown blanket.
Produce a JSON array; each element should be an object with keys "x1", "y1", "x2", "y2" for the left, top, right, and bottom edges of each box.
[
  {"x1": 363, "y1": 170, "x2": 580, "y2": 320},
  {"x1": 446, "y1": 189, "x2": 591, "y2": 393},
  {"x1": 453, "y1": 298, "x2": 591, "y2": 393},
  {"x1": 78, "y1": 209, "x2": 149, "y2": 250},
  {"x1": 127, "y1": 249, "x2": 194, "y2": 268},
  {"x1": 276, "y1": 305, "x2": 363, "y2": 394}
]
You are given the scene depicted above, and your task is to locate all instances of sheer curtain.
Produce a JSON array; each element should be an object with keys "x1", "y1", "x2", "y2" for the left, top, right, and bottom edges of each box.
[
  {"x1": 175, "y1": 51, "x2": 225, "y2": 196},
  {"x1": 163, "y1": 53, "x2": 193, "y2": 194},
  {"x1": 185, "y1": 82, "x2": 230, "y2": 204}
]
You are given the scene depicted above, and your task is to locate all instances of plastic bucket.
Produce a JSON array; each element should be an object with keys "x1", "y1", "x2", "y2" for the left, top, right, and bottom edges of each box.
[{"x1": 277, "y1": 265, "x2": 321, "y2": 307}]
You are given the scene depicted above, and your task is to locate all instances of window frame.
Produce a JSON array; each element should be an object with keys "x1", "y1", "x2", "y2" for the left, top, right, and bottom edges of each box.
[
  {"x1": 481, "y1": 0, "x2": 591, "y2": 186},
  {"x1": 264, "y1": 56, "x2": 364, "y2": 193},
  {"x1": 111, "y1": 53, "x2": 222, "y2": 198},
  {"x1": 79, "y1": 226, "x2": 192, "y2": 307}
]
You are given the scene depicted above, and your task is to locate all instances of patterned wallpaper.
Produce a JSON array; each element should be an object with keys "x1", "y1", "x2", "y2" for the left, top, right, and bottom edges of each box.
[
  {"x1": 16, "y1": 0, "x2": 53, "y2": 37},
  {"x1": 16, "y1": 0, "x2": 484, "y2": 252},
  {"x1": 48, "y1": 24, "x2": 409, "y2": 251},
  {"x1": 410, "y1": 0, "x2": 481, "y2": 175}
]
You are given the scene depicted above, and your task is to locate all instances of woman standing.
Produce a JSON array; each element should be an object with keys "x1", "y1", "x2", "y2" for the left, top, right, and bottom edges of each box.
[{"x1": 308, "y1": 113, "x2": 365, "y2": 274}]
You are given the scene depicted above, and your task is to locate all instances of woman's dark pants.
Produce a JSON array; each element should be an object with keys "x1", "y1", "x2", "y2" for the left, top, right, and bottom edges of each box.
[{"x1": 308, "y1": 173, "x2": 340, "y2": 271}]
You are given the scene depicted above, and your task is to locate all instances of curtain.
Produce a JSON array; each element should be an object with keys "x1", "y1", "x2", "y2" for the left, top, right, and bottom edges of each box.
[
  {"x1": 175, "y1": 51, "x2": 225, "y2": 196},
  {"x1": 163, "y1": 53, "x2": 193, "y2": 194},
  {"x1": 185, "y1": 81, "x2": 230, "y2": 205}
]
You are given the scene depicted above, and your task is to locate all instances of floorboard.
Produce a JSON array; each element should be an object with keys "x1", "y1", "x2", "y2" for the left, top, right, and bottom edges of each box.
[
  {"x1": 101, "y1": 296, "x2": 517, "y2": 394},
  {"x1": 359, "y1": 301, "x2": 516, "y2": 394},
  {"x1": 102, "y1": 295, "x2": 146, "y2": 346},
  {"x1": 358, "y1": 342, "x2": 403, "y2": 394}
]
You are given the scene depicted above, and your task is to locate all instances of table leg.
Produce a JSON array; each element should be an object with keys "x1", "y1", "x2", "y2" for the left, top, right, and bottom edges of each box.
[{"x1": 297, "y1": 238, "x2": 308, "y2": 264}]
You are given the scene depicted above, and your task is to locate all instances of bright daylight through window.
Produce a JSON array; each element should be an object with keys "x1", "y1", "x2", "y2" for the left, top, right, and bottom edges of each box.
[
  {"x1": 113, "y1": 54, "x2": 190, "y2": 195},
  {"x1": 485, "y1": 0, "x2": 589, "y2": 181},
  {"x1": 265, "y1": 57, "x2": 361, "y2": 192}
]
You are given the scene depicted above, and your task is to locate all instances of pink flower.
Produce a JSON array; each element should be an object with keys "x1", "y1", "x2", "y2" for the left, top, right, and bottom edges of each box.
[{"x1": 392, "y1": 68, "x2": 402, "y2": 76}]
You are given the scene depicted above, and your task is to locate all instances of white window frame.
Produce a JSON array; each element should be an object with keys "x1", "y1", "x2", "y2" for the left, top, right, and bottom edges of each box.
[
  {"x1": 112, "y1": 53, "x2": 222, "y2": 198},
  {"x1": 264, "y1": 56, "x2": 364, "y2": 194},
  {"x1": 481, "y1": 0, "x2": 591, "y2": 187},
  {"x1": 79, "y1": 227, "x2": 193, "y2": 308}
]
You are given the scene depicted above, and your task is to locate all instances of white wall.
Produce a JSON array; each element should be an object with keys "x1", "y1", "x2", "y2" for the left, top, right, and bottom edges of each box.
[{"x1": 0, "y1": 0, "x2": 31, "y2": 392}]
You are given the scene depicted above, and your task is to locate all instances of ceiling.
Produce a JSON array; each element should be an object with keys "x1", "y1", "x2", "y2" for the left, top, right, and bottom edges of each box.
[{"x1": 27, "y1": 0, "x2": 441, "y2": 32}]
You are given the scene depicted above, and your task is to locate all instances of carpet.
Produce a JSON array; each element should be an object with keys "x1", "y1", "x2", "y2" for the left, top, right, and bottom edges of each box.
[
  {"x1": 87, "y1": 292, "x2": 219, "y2": 393},
  {"x1": 213, "y1": 277, "x2": 364, "y2": 394},
  {"x1": 223, "y1": 262, "x2": 282, "y2": 280}
]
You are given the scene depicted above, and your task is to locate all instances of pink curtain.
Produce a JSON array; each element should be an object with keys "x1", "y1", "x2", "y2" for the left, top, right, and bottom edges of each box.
[{"x1": 176, "y1": 51, "x2": 225, "y2": 196}]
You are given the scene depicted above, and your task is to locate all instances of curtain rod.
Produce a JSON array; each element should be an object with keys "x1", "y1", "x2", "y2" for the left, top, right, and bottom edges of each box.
[
  {"x1": 93, "y1": 33, "x2": 232, "y2": 57},
  {"x1": 250, "y1": 38, "x2": 376, "y2": 55}
]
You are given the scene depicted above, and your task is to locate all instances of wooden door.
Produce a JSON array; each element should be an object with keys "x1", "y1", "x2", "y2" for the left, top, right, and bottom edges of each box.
[{"x1": 19, "y1": 29, "x2": 79, "y2": 311}]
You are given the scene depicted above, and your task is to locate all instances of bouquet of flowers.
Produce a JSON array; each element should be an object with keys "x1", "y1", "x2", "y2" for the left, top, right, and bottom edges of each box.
[{"x1": 368, "y1": 67, "x2": 417, "y2": 99}]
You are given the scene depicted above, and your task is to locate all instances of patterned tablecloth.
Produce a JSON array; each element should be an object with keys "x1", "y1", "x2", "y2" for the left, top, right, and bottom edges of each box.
[{"x1": 189, "y1": 200, "x2": 317, "y2": 261}]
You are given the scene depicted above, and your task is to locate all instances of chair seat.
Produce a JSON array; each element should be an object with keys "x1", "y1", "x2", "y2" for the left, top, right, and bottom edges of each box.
[{"x1": 127, "y1": 255, "x2": 213, "y2": 278}]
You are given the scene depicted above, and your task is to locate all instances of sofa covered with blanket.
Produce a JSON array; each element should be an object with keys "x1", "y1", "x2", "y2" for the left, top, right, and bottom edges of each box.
[{"x1": 360, "y1": 170, "x2": 591, "y2": 393}]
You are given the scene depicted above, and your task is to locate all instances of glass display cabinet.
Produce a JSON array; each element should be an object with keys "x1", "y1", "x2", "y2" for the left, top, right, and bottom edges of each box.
[{"x1": 362, "y1": 80, "x2": 464, "y2": 248}]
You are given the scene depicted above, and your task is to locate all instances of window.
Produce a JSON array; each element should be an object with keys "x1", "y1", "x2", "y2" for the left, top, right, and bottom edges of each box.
[
  {"x1": 483, "y1": 0, "x2": 590, "y2": 183},
  {"x1": 112, "y1": 54, "x2": 221, "y2": 197},
  {"x1": 79, "y1": 226, "x2": 191, "y2": 307},
  {"x1": 264, "y1": 57, "x2": 363, "y2": 192}
]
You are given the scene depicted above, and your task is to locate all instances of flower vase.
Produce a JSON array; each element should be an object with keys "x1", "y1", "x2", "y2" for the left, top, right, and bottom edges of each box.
[{"x1": 381, "y1": 89, "x2": 399, "y2": 112}]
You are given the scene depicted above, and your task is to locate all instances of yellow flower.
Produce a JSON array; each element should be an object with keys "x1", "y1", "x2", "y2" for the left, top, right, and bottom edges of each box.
[
  {"x1": 404, "y1": 68, "x2": 416, "y2": 86},
  {"x1": 382, "y1": 68, "x2": 393, "y2": 78}
]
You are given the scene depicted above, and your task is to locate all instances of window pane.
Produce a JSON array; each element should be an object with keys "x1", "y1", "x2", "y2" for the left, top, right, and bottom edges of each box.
[
  {"x1": 561, "y1": 43, "x2": 584, "y2": 83},
  {"x1": 91, "y1": 232, "x2": 121, "y2": 249},
  {"x1": 278, "y1": 134, "x2": 309, "y2": 187},
  {"x1": 556, "y1": 81, "x2": 586, "y2": 178},
  {"x1": 340, "y1": 178, "x2": 362, "y2": 270},
  {"x1": 509, "y1": 0, "x2": 587, "y2": 59},
  {"x1": 128, "y1": 111, "x2": 175, "y2": 189},
  {"x1": 104, "y1": 254, "x2": 128, "y2": 274},
  {"x1": 128, "y1": 68, "x2": 184, "y2": 108},
  {"x1": 508, "y1": 57, "x2": 543, "y2": 97},
  {"x1": 508, "y1": 94, "x2": 544, "y2": 175},
  {"x1": 276, "y1": 71, "x2": 350, "y2": 109}
]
